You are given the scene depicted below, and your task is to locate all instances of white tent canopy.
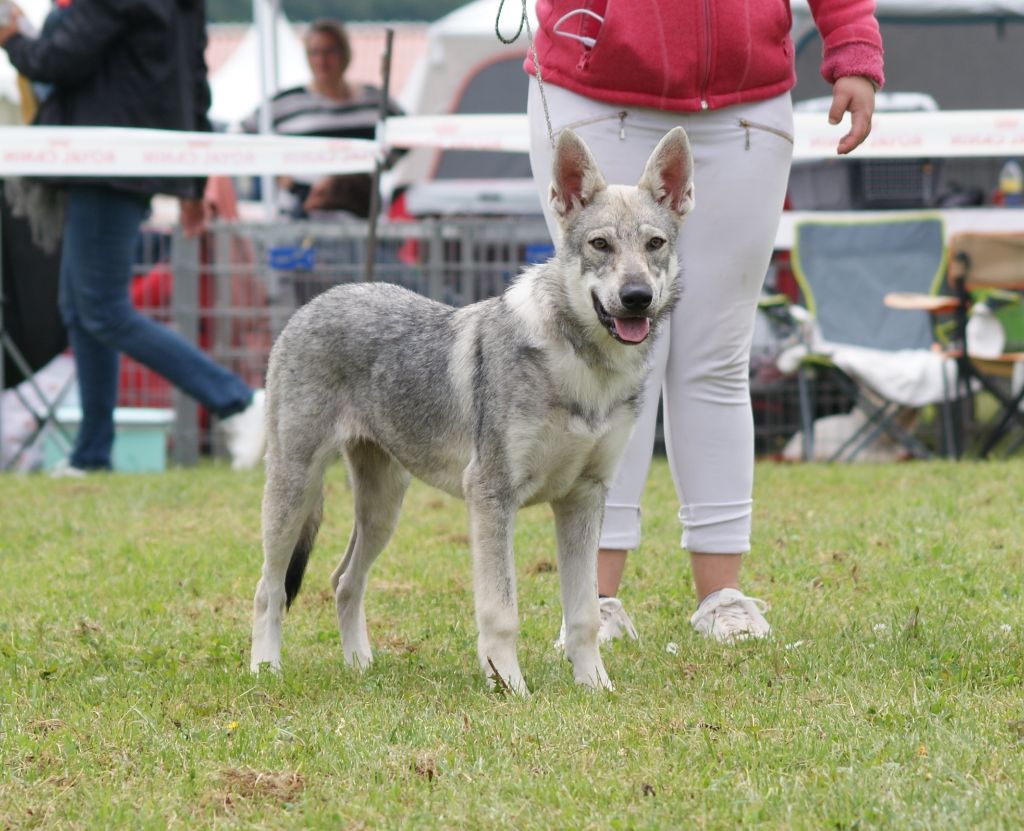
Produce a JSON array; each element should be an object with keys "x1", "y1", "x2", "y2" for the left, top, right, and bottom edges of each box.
[
  {"x1": 208, "y1": 12, "x2": 309, "y2": 126},
  {"x1": 397, "y1": 0, "x2": 536, "y2": 116},
  {"x1": 391, "y1": 0, "x2": 537, "y2": 190}
]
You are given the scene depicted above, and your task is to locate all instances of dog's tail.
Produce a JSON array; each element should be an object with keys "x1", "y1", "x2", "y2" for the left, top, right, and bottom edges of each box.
[{"x1": 284, "y1": 494, "x2": 323, "y2": 609}]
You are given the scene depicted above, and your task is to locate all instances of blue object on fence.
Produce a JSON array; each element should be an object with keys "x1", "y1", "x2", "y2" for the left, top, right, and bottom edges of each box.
[
  {"x1": 267, "y1": 245, "x2": 316, "y2": 271},
  {"x1": 524, "y1": 242, "x2": 555, "y2": 264}
]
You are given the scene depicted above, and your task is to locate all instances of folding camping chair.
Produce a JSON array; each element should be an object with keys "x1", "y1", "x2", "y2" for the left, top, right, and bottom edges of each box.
[
  {"x1": 886, "y1": 231, "x2": 1024, "y2": 458},
  {"x1": 787, "y1": 215, "x2": 955, "y2": 461},
  {"x1": 0, "y1": 185, "x2": 75, "y2": 471}
]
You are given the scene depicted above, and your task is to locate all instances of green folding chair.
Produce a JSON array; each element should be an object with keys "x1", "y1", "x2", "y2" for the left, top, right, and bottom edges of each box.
[{"x1": 788, "y1": 215, "x2": 952, "y2": 461}]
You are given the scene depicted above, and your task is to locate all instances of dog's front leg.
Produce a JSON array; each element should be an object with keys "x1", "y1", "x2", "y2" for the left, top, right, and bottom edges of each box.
[
  {"x1": 465, "y1": 470, "x2": 528, "y2": 696},
  {"x1": 552, "y1": 478, "x2": 613, "y2": 691}
]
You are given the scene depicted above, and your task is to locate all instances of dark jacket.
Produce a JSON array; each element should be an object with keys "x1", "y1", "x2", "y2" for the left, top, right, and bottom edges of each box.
[{"x1": 4, "y1": 0, "x2": 211, "y2": 198}]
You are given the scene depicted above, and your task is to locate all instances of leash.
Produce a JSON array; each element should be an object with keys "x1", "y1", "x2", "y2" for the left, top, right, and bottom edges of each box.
[{"x1": 495, "y1": 0, "x2": 555, "y2": 148}]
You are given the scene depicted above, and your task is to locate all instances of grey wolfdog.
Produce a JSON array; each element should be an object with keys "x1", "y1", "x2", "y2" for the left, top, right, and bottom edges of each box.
[{"x1": 250, "y1": 126, "x2": 694, "y2": 695}]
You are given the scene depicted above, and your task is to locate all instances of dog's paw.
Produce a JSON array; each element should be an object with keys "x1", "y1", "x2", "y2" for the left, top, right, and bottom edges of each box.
[
  {"x1": 572, "y1": 661, "x2": 613, "y2": 692},
  {"x1": 343, "y1": 648, "x2": 373, "y2": 671},
  {"x1": 250, "y1": 658, "x2": 281, "y2": 675},
  {"x1": 484, "y1": 657, "x2": 530, "y2": 697},
  {"x1": 487, "y1": 674, "x2": 530, "y2": 698}
]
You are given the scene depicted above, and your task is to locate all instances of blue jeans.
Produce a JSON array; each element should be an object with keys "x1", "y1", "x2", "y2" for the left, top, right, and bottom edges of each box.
[{"x1": 59, "y1": 185, "x2": 252, "y2": 470}]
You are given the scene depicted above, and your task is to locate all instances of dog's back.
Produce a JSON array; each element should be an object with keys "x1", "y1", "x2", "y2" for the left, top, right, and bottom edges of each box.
[{"x1": 266, "y1": 283, "x2": 469, "y2": 490}]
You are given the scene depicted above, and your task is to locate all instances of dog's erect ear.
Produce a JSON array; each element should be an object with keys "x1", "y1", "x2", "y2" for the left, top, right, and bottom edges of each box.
[
  {"x1": 638, "y1": 127, "x2": 695, "y2": 218},
  {"x1": 549, "y1": 129, "x2": 607, "y2": 220}
]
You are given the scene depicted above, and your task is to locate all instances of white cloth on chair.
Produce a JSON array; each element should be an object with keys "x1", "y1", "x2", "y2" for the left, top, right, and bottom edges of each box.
[
  {"x1": 819, "y1": 342, "x2": 957, "y2": 409},
  {"x1": 1, "y1": 353, "x2": 76, "y2": 471}
]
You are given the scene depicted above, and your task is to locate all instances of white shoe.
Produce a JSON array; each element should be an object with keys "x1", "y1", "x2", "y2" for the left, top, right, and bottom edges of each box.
[
  {"x1": 220, "y1": 389, "x2": 266, "y2": 470},
  {"x1": 689, "y1": 588, "x2": 770, "y2": 643},
  {"x1": 554, "y1": 596, "x2": 640, "y2": 650},
  {"x1": 49, "y1": 459, "x2": 88, "y2": 478}
]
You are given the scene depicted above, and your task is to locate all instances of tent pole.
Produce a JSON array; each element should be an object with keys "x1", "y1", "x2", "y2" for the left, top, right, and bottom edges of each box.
[
  {"x1": 253, "y1": 0, "x2": 279, "y2": 221},
  {"x1": 363, "y1": 28, "x2": 394, "y2": 283}
]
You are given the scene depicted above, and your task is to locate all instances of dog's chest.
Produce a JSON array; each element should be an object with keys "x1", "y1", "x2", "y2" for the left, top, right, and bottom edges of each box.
[{"x1": 515, "y1": 402, "x2": 633, "y2": 506}]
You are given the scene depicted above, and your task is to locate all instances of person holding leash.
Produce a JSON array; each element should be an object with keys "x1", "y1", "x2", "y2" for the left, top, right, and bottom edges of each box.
[
  {"x1": 525, "y1": 0, "x2": 883, "y2": 643},
  {"x1": 0, "y1": 0, "x2": 265, "y2": 474}
]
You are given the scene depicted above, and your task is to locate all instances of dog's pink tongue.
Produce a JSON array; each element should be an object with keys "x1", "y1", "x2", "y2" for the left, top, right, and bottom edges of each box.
[{"x1": 614, "y1": 317, "x2": 650, "y2": 343}]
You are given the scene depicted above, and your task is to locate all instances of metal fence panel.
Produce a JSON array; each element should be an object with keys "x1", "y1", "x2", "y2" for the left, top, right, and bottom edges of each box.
[{"x1": 126, "y1": 217, "x2": 554, "y2": 463}]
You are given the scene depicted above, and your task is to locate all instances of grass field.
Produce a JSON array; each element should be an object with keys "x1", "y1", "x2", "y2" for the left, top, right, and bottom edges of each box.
[{"x1": 1, "y1": 459, "x2": 1023, "y2": 829}]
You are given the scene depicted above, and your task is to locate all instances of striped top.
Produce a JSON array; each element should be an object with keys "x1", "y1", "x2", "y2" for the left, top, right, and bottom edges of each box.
[{"x1": 239, "y1": 84, "x2": 402, "y2": 140}]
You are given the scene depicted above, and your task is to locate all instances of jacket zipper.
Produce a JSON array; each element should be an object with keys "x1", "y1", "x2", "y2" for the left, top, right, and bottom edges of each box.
[
  {"x1": 739, "y1": 118, "x2": 795, "y2": 149},
  {"x1": 698, "y1": 0, "x2": 712, "y2": 110}
]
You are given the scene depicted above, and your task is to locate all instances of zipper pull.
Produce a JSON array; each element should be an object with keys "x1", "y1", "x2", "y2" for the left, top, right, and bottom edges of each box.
[
  {"x1": 740, "y1": 119, "x2": 750, "y2": 150},
  {"x1": 618, "y1": 111, "x2": 627, "y2": 140}
]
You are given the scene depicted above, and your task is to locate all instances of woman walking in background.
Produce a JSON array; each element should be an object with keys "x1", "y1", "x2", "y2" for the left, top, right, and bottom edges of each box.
[{"x1": 1, "y1": 0, "x2": 265, "y2": 474}]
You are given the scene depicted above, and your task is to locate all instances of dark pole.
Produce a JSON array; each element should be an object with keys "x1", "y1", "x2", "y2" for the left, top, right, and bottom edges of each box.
[{"x1": 362, "y1": 28, "x2": 394, "y2": 282}]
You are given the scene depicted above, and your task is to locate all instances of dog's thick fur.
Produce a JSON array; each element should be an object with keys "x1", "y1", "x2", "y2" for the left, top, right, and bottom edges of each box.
[{"x1": 250, "y1": 128, "x2": 694, "y2": 694}]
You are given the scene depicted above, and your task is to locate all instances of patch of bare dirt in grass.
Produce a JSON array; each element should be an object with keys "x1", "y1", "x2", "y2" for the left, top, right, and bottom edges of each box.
[
  {"x1": 375, "y1": 631, "x2": 418, "y2": 654},
  {"x1": 411, "y1": 752, "x2": 438, "y2": 783},
  {"x1": 25, "y1": 719, "x2": 67, "y2": 736},
  {"x1": 679, "y1": 663, "x2": 701, "y2": 680},
  {"x1": 206, "y1": 768, "x2": 304, "y2": 812},
  {"x1": 73, "y1": 619, "x2": 104, "y2": 637}
]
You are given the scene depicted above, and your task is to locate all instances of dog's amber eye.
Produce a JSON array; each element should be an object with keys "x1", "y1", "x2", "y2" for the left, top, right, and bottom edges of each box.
[
  {"x1": 647, "y1": 237, "x2": 666, "y2": 251},
  {"x1": 590, "y1": 237, "x2": 609, "y2": 251}
]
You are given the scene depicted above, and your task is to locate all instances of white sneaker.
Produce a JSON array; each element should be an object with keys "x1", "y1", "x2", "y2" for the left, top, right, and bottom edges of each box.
[
  {"x1": 689, "y1": 588, "x2": 770, "y2": 643},
  {"x1": 220, "y1": 389, "x2": 266, "y2": 470},
  {"x1": 49, "y1": 459, "x2": 88, "y2": 478},
  {"x1": 554, "y1": 596, "x2": 640, "y2": 650}
]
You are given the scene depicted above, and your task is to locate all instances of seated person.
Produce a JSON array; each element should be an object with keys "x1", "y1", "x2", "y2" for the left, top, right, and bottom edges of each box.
[{"x1": 239, "y1": 18, "x2": 404, "y2": 217}]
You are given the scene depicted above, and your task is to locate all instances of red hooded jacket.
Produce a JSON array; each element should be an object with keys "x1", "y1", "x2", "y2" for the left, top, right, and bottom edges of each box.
[{"x1": 525, "y1": 0, "x2": 884, "y2": 112}]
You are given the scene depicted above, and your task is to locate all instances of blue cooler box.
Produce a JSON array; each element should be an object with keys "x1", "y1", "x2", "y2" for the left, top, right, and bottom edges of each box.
[{"x1": 43, "y1": 406, "x2": 176, "y2": 473}]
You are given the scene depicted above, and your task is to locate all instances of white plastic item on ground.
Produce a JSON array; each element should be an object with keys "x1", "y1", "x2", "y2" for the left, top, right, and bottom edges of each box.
[{"x1": 0, "y1": 352, "x2": 76, "y2": 472}]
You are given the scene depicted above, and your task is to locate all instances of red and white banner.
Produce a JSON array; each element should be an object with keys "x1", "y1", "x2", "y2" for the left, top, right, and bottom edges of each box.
[
  {"x1": 0, "y1": 126, "x2": 379, "y2": 176},
  {"x1": 0, "y1": 110, "x2": 1021, "y2": 178},
  {"x1": 386, "y1": 110, "x2": 1024, "y2": 160},
  {"x1": 792, "y1": 109, "x2": 1024, "y2": 161}
]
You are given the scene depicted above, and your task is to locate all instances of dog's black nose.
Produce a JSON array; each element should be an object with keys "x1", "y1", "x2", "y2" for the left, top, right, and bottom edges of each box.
[{"x1": 619, "y1": 283, "x2": 653, "y2": 312}]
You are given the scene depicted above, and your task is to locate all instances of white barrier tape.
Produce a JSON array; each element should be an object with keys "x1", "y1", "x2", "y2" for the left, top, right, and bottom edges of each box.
[
  {"x1": 385, "y1": 110, "x2": 1024, "y2": 161},
  {"x1": 0, "y1": 110, "x2": 1021, "y2": 179},
  {"x1": 793, "y1": 109, "x2": 1024, "y2": 161},
  {"x1": 385, "y1": 114, "x2": 531, "y2": 153},
  {"x1": 0, "y1": 126, "x2": 378, "y2": 176}
]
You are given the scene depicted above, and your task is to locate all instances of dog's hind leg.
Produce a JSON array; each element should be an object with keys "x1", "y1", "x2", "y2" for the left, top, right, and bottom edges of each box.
[
  {"x1": 330, "y1": 440, "x2": 410, "y2": 670},
  {"x1": 552, "y1": 479, "x2": 612, "y2": 690},
  {"x1": 251, "y1": 451, "x2": 330, "y2": 673}
]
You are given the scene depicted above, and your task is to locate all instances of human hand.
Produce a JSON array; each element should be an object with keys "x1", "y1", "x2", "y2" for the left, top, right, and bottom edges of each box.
[
  {"x1": 179, "y1": 197, "x2": 206, "y2": 238},
  {"x1": 302, "y1": 176, "x2": 333, "y2": 213},
  {"x1": 828, "y1": 75, "x2": 876, "y2": 155},
  {"x1": 0, "y1": 3, "x2": 23, "y2": 46}
]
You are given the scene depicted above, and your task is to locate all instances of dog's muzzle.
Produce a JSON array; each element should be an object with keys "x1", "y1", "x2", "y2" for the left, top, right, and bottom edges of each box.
[{"x1": 592, "y1": 290, "x2": 652, "y2": 344}]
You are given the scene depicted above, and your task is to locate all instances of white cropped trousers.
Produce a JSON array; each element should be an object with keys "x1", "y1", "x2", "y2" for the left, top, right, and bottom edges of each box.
[{"x1": 528, "y1": 82, "x2": 794, "y2": 553}]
